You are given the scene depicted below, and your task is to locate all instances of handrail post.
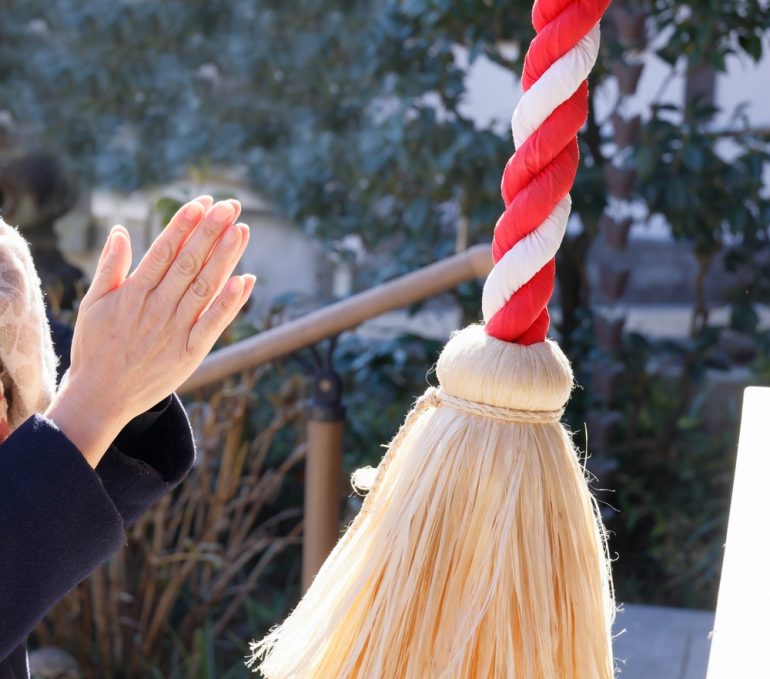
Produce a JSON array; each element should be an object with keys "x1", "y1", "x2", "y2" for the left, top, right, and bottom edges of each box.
[{"x1": 301, "y1": 341, "x2": 345, "y2": 592}]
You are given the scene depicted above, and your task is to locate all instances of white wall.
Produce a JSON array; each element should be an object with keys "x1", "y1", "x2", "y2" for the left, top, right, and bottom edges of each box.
[{"x1": 55, "y1": 177, "x2": 333, "y2": 312}]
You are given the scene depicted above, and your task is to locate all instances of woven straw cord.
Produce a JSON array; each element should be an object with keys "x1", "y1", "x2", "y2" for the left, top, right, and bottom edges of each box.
[{"x1": 428, "y1": 387, "x2": 563, "y2": 424}]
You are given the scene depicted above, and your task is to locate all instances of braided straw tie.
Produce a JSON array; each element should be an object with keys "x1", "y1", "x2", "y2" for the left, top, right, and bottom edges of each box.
[{"x1": 427, "y1": 387, "x2": 563, "y2": 424}]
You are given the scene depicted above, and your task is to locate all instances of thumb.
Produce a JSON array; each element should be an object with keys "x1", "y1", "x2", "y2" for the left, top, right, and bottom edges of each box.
[{"x1": 81, "y1": 226, "x2": 132, "y2": 311}]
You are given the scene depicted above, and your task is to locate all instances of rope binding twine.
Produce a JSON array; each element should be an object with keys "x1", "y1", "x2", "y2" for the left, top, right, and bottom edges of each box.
[{"x1": 428, "y1": 387, "x2": 564, "y2": 424}]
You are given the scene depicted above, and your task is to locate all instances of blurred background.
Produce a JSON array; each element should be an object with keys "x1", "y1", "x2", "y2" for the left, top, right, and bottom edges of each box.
[{"x1": 2, "y1": 0, "x2": 769, "y2": 677}]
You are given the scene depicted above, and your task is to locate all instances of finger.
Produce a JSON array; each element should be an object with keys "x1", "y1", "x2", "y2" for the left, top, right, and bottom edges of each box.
[
  {"x1": 188, "y1": 274, "x2": 256, "y2": 356},
  {"x1": 89, "y1": 225, "x2": 126, "y2": 284},
  {"x1": 132, "y1": 200, "x2": 207, "y2": 290},
  {"x1": 192, "y1": 197, "x2": 237, "y2": 223},
  {"x1": 156, "y1": 200, "x2": 236, "y2": 303},
  {"x1": 198, "y1": 199, "x2": 240, "y2": 261},
  {"x1": 176, "y1": 223, "x2": 244, "y2": 324},
  {"x1": 80, "y1": 226, "x2": 132, "y2": 312},
  {"x1": 195, "y1": 195, "x2": 214, "y2": 210},
  {"x1": 206, "y1": 223, "x2": 250, "y2": 310},
  {"x1": 236, "y1": 271, "x2": 256, "y2": 308},
  {"x1": 234, "y1": 223, "x2": 250, "y2": 269},
  {"x1": 194, "y1": 200, "x2": 239, "y2": 268},
  {"x1": 227, "y1": 199, "x2": 242, "y2": 224}
]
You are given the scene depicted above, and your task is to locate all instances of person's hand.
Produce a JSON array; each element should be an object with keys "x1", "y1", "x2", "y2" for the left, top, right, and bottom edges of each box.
[{"x1": 45, "y1": 196, "x2": 255, "y2": 467}]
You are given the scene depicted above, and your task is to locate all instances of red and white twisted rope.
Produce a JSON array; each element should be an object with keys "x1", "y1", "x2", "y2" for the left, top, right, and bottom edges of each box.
[{"x1": 482, "y1": 0, "x2": 611, "y2": 344}]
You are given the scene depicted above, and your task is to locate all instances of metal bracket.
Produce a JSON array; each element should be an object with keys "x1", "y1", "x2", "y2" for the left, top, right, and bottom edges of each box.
[{"x1": 293, "y1": 335, "x2": 345, "y2": 422}]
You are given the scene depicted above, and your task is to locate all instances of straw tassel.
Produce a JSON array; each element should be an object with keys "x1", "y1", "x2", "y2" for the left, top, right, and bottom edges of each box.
[{"x1": 251, "y1": 2, "x2": 615, "y2": 677}]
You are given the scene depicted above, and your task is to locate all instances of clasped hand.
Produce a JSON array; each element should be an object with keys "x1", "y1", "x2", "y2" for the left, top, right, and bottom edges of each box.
[{"x1": 46, "y1": 196, "x2": 255, "y2": 467}]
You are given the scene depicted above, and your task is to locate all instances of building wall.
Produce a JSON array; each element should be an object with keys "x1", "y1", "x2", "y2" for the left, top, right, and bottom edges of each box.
[{"x1": 55, "y1": 177, "x2": 333, "y2": 313}]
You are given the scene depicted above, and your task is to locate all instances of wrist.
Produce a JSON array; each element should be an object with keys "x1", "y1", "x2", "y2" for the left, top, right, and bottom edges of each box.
[{"x1": 45, "y1": 379, "x2": 129, "y2": 468}]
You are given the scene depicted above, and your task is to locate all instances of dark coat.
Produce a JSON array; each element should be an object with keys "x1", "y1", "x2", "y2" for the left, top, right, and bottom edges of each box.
[{"x1": 0, "y1": 315, "x2": 195, "y2": 678}]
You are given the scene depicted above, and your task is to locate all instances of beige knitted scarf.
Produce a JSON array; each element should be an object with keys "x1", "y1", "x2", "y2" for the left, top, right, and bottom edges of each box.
[{"x1": 0, "y1": 218, "x2": 58, "y2": 443}]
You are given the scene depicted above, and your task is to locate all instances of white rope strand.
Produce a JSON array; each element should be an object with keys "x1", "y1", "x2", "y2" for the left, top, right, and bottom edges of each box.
[
  {"x1": 481, "y1": 23, "x2": 601, "y2": 324},
  {"x1": 512, "y1": 24, "x2": 601, "y2": 148},
  {"x1": 482, "y1": 196, "x2": 571, "y2": 322}
]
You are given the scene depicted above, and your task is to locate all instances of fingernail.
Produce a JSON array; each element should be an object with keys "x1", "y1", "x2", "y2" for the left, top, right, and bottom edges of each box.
[
  {"x1": 107, "y1": 225, "x2": 125, "y2": 254},
  {"x1": 211, "y1": 202, "x2": 234, "y2": 224},
  {"x1": 183, "y1": 202, "x2": 203, "y2": 220},
  {"x1": 228, "y1": 276, "x2": 244, "y2": 297},
  {"x1": 222, "y1": 226, "x2": 238, "y2": 246},
  {"x1": 236, "y1": 223, "x2": 250, "y2": 244}
]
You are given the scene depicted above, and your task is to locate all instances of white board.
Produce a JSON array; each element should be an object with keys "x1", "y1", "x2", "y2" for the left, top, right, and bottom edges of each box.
[{"x1": 707, "y1": 387, "x2": 770, "y2": 678}]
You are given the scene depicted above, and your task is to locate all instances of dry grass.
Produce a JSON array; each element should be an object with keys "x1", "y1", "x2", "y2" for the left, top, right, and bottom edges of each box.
[{"x1": 34, "y1": 366, "x2": 307, "y2": 677}]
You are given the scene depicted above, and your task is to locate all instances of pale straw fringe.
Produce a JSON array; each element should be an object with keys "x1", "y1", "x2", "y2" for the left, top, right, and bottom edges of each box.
[{"x1": 251, "y1": 326, "x2": 615, "y2": 679}]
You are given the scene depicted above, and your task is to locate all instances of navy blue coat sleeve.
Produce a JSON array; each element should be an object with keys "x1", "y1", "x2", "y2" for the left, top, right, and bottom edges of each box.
[
  {"x1": 0, "y1": 311, "x2": 196, "y2": 661},
  {"x1": 0, "y1": 415, "x2": 126, "y2": 660},
  {"x1": 0, "y1": 313, "x2": 197, "y2": 664},
  {"x1": 95, "y1": 393, "x2": 195, "y2": 526},
  {"x1": 0, "y1": 398, "x2": 196, "y2": 662}
]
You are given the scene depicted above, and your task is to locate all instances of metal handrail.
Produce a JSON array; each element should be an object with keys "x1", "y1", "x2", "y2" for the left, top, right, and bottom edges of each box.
[
  {"x1": 180, "y1": 242, "x2": 493, "y2": 587},
  {"x1": 180, "y1": 243, "x2": 492, "y2": 393}
]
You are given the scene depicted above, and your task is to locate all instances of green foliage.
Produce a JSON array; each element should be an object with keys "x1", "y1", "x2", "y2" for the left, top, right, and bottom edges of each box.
[
  {"x1": 649, "y1": 0, "x2": 769, "y2": 70},
  {"x1": 587, "y1": 90, "x2": 770, "y2": 607},
  {"x1": 333, "y1": 333, "x2": 444, "y2": 470},
  {"x1": 637, "y1": 102, "x2": 770, "y2": 260},
  {"x1": 598, "y1": 332, "x2": 741, "y2": 606},
  {"x1": 2, "y1": 1, "x2": 767, "y2": 277},
  {"x1": 1, "y1": 0, "x2": 511, "y2": 282}
]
